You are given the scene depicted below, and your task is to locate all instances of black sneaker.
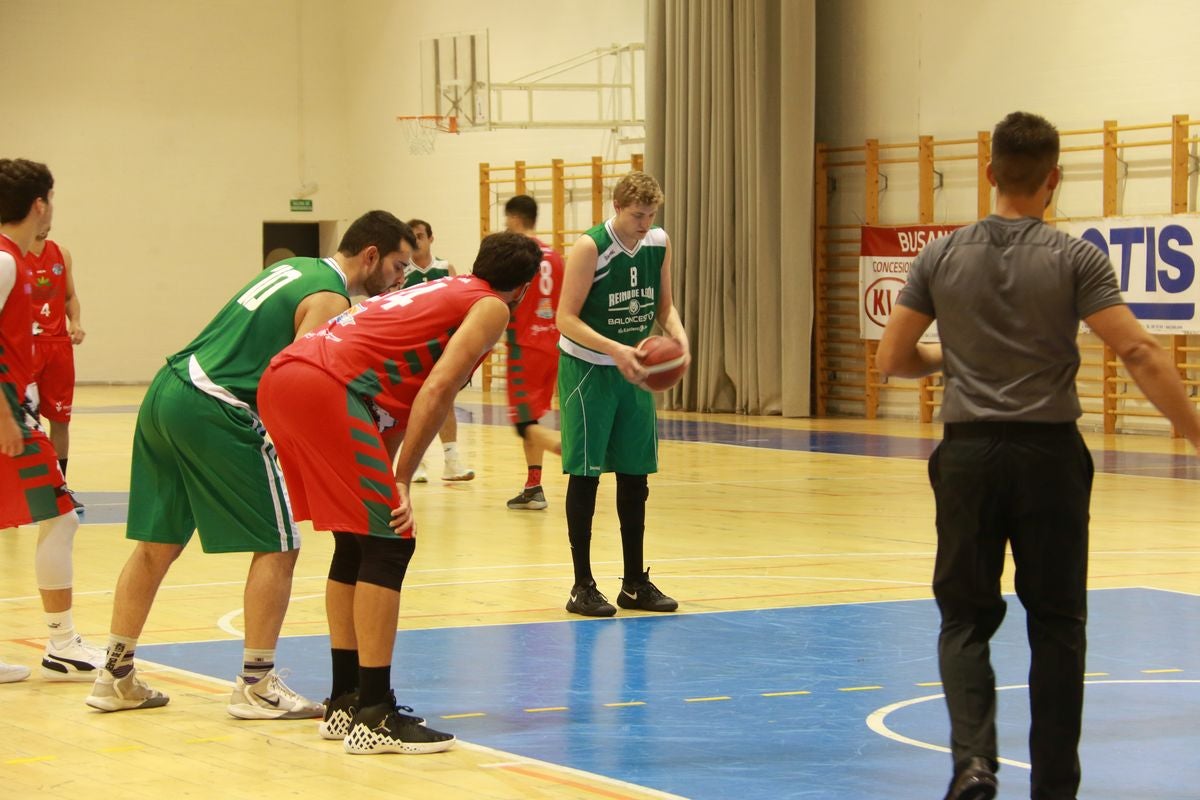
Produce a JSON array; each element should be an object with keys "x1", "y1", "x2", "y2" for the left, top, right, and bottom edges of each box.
[
  {"x1": 319, "y1": 690, "x2": 424, "y2": 740},
  {"x1": 343, "y1": 699, "x2": 455, "y2": 755},
  {"x1": 565, "y1": 581, "x2": 616, "y2": 617},
  {"x1": 507, "y1": 485, "x2": 548, "y2": 510},
  {"x1": 65, "y1": 488, "x2": 85, "y2": 519},
  {"x1": 616, "y1": 569, "x2": 678, "y2": 612}
]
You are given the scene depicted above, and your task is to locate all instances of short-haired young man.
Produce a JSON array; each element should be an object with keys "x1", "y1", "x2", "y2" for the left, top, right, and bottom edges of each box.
[
  {"x1": 502, "y1": 194, "x2": 564, "y2": 511},
  {"x1": 878, "y1": 111, "x2": 1200, "y2": 800},
  {"x1": 556, "y1": 171, "x2": 690, "y2": 617},
  {"x1": 259, "y1": 231, "x2": 541, "y2": 755}
]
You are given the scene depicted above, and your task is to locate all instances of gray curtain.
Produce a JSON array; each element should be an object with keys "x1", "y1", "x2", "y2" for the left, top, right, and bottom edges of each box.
[{"x1": 646, "y1": 0, "x2": 815, "y2": 416}]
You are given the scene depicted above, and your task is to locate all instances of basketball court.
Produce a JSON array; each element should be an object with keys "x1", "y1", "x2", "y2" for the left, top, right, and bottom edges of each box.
[{"x1": 2, "y1": 386, "x2": 1196, "y2": 799}]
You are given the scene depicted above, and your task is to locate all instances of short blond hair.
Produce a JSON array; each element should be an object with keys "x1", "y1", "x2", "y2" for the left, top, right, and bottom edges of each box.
[{"x1": 612, "y1": 171, "x2": 664, "y2": 208}]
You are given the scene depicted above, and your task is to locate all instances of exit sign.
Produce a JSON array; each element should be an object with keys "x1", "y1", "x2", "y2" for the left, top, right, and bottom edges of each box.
[{"x1": 290, "y1": 199, "x2": 313, "y2": 212}]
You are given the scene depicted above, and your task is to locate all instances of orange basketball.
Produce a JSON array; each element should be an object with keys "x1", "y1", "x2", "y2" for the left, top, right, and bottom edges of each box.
[{"x1": 637, "y1": 335, "x2": 687, "y2": 391}]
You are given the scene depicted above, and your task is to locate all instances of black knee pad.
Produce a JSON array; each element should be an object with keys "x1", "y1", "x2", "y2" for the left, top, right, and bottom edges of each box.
[
  {"x1": 514, "y1": 420, "x2": 537, "y2": 439},
  {"x1": 357, "y1": 535, "x2": 416, "y2": 591},
  {"x1": 616, "y1": 472, "x2": 649, "y2": 502},
  {"x1": 328, "y1": 532, "x2": 362, "y2": 586}
]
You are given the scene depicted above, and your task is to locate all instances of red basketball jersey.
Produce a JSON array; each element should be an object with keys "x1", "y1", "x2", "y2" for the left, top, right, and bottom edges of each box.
[
  {"x1": 272, "y1": 275, "x2": 499, "y2": 426},
  {"x1": 27, "y1": 239, "x2": 68, "y2": 337},
  {"x1": 507, "y1": 239, "x2": 563, "y2": 353},
  {"x1": 0, "y1": 234, "x2": 34, "y2": 400}
]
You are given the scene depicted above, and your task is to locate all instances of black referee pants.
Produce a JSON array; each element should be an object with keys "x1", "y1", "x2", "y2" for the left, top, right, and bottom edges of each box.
[{"x1": 929, "y1": 421, "x2": 1092, "y2": 800}]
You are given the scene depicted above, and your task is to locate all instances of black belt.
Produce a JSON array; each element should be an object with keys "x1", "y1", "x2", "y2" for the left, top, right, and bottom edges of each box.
[{"x1": 943, "y1": 420, "x2": 1077, "y2": 439}]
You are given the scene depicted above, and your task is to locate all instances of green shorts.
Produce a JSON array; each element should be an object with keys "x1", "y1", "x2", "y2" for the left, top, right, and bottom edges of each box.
[
  {"x1": 126, "y1": 367, "x2": 299, "y2": 553},
  {"x1": 557, "y1": 352, "x2": 658, "y2": 477}
]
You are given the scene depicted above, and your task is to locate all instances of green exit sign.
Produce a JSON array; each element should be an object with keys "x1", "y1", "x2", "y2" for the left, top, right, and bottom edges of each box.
[{"x1": 290, "y1": 199, "x2": 313, "y2": 212}]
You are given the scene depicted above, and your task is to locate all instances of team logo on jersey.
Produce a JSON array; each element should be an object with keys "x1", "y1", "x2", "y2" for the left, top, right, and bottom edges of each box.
[{"x1": 52, "y1": 264, "x2": 64, "y2": 275}]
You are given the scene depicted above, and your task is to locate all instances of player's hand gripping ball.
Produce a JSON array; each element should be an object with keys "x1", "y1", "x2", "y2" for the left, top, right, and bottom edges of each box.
[{"x1": 637, "y1": 335, "x2": 687, "y2": 391}]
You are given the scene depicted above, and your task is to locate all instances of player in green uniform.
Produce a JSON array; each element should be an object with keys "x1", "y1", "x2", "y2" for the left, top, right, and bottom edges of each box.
[
  {"x1": 398, "y1": 218, "x2": 474, "y2": 482},
  {"x1": 557, "y1": 172, "x2": 690, "y2": 617},
  {"x1": 86, "y1": 211, "x2": 414, "y2": 718}
]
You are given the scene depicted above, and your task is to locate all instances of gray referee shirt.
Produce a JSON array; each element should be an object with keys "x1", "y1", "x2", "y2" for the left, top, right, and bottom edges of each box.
[{"x1": 896, "y1": 215, "x2": 1124, "y2": 423}]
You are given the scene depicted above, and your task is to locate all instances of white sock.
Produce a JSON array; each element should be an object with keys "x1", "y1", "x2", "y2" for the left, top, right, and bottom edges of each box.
[
  {"x1": 443, "y1": 442, "x2": 459, "y2": 460},
  {"x1": 46, "y1": 609, "x2": 77, "y2": 648}
]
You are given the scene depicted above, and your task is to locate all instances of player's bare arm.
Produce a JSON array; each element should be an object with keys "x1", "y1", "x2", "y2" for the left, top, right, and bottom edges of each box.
[
  {"x1": 292, "y1": 291, "x2": 352, "y2": 339},
  {"x1": 653, "y1": 235, "x2": 690, "y2": 368},
  {"x1": 61, "y1": 246, "x2": 85, "y2": 345},
  {"x1": 876, "y1": 304, "x2": 943, "y2": 378},
  {"x1": 556, "y1": 235, "x2": 647, "y2": 384},
  {"x1": 1086, "y1": 303, "x2": 1200, "y2": 450},
  {"x1": 394, "y1": 296, "x2": 512, "y2": 491}
]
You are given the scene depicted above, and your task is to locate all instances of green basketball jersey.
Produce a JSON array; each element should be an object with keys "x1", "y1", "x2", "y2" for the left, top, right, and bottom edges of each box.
[
  {"x1": 401, "y1": 257, "x2": 451, "y2": 288},
  {"x1": 559, "y1": 218, "x2": 667, "y2": 364},
  {"x1": 166, "y1": 257, "x2": 349, "y2": 411}
]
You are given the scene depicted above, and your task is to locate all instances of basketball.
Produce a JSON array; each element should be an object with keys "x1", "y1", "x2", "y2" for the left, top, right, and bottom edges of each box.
[{"x1": 637, "y1": 335, "x2": 687, "y2": 391}]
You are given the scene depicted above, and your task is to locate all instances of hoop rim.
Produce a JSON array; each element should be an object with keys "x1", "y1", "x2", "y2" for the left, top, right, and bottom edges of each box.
[{"x1": 395, "y1": 114, "x2": 459, "y2": 134}]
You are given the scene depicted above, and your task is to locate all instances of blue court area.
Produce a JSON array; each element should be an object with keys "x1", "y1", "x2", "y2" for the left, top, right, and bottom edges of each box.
[{"x1": 139, "y1": 587, "x2": 1199, "y2": 800}]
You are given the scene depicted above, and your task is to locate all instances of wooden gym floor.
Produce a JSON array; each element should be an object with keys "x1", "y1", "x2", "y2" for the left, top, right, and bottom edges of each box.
[{"x1": 0, "y1": 385, "x2": 1196, "y2": 799}]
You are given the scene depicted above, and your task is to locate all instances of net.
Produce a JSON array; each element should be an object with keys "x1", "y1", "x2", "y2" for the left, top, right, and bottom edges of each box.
[{"x1": 397, "y1": 115, "x2": 457, "y2": 156}]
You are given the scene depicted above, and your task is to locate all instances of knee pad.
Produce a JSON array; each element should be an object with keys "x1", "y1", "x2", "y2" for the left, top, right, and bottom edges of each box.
[
  {"x1": 616, "y1": 473, "x2": 649, "y2": 502},
  {"x1": 35, "y1": 512, "x2": 79, "y2": 590},
  {"x1": 328, "y1": 532, "x2": 362, "y2": 586},
  {"x1": 514, "y1": 420, "x2": 537, "y2": 439},
  {"x1": 357, "y1": 535, "x2": 416, "y2": 592}
]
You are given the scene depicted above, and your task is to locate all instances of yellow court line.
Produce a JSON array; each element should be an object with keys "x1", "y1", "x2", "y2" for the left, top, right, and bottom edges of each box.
[
  {"x1": 915, "y1": 682, "x2": 942, "y2": 687},
  {"x1": 1084, "y1": 672, "x2": 1109, "y2": 677},
  {"x1": 604, "y1": 701, "x2": 647, "y2": 707},
  {"x1": 761, "y1": 690, "x2": 811, "y2": 697},
  {"x1": 684, "y1": 696, "x2": 731, "y2": 703},
  {"x1": 5, "y1": 755, "x2": 56, "y2": 765},
  {"x1": 185, "y1": 736, "x2": 231, "y2": 744},
  {"x1": 441, "y1": 712, "x2": 487, "y2": 719},
  {"x1": 525, "y1": 706, "x2": 569, "y2": 713},
  {"x1": 1141, "y1": 668, "x2": 1182, "y2": 674},
  {"x1": 839, "y1": 685, "x2": 883, "y2": 692}
]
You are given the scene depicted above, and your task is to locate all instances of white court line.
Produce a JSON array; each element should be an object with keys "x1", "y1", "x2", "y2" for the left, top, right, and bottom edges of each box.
[{"x1": 866, "y1": 679, "x2": 1200, "y2": 771}]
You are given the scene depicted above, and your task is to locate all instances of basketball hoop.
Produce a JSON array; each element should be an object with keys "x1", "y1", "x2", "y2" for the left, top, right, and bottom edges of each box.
[{"x1": 396, "y1": 115, "x2": 458, "y2": 156}]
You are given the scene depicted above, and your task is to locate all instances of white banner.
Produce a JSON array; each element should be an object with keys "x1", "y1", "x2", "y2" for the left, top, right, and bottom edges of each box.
[
  {"x1": 1058, "y1": 215, "x2": 1200, "y2": 334},
  {"x1": 858, "y1": 225, "x2": 958, "y2": 340}
]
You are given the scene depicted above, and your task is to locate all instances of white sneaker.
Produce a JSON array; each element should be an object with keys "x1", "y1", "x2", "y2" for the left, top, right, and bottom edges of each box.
[
  {"x1": 42, "y1": 635, "x2": 105, "y2": 681},
  {"x1": 412, "y1": 461, "x2": 429, "y2": 483},
  {"x1": 0, "y1": 660, "x2": 31, "y2": 684},
  {"x1": 442, "y1": 455, "x2": 475, "y2": 482},
  {"x1": 228, "y1": 670, "x2": 325, "y2": 720},
  {"x1": 85, "y1": 667, "x2": 170, "y2": 711}
]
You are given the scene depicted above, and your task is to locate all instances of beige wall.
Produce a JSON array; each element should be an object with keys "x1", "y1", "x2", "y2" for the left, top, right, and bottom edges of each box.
[
  {"x1": 5, "y1": 0, "x2": 644, "y2": 382},
  {"x1": 817, "y1": 0, "x2": 1200, "y2": 225}
]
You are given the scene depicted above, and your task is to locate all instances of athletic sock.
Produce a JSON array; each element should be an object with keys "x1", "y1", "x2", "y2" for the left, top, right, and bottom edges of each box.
[
  {"x1": 330, "y1": 648, "x2": 360, "y2": 700},
  {"x1": 104, "y1": 634, "x2": 139, "y2": 678},
  {"x1": 240, "y1": 647, "x2": 275, "y2": 684},
  {"x1": 45, "y1": 609, "x2": 77, "y2": 648},
  {"x1": 566, "y1": 474, "x2": 600, "y2": 586},
  {"x1": 358, "y1": 665, "x2": 392, "y2": 709},
  {"x1": 526, "y1": 465, "x2": 542, "y2": 489},
  {"x1": 443, "y1": 441, "x2": 459, "y2": 459},
  {"x1": 616, "y1": 473, "x2": 648, "y2": 582}
]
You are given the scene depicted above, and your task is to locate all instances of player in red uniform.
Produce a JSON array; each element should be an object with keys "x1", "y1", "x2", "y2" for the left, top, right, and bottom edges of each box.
[
  {"x1": 502, "y1": 195, "x2": 565, "y2": 510},
  {"x1": 0, "y1": 159, "x2": 103, "y2": 684},
  {"x1": 27, "y1": 229, "x2": 84, "y2": 488},
  {"x1": 258, "y1": 231, "x2": 540, "y2": 755}
]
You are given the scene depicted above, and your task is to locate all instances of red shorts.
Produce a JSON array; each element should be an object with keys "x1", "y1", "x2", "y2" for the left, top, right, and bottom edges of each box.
[
  {"x1": 1, "y1": 401, "x2": 74, "y2": 528},
  {"x1": 506, "y1": 345, "x2": 559, "y2": 424},
  {"x1": 31, "y1": 337, "x2": 75, "y2": 422},
  {"x1": 258, "y1": 360, "x2": 409, "y2": 539}
]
